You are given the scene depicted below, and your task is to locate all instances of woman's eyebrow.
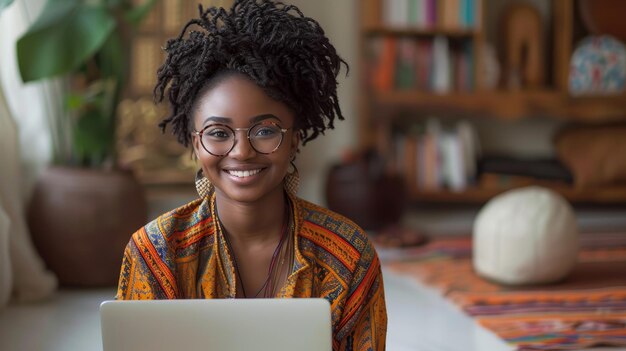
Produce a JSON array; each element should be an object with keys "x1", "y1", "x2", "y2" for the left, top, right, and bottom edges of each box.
[
  {"x1": 202, "y1": 114, "x2": 280, "y2": 126},
  {"x1": 203, "y1": 116, "x2": 231, "y2": 125},
  {"x1": 249, "y1": 114, "x2": 280, "y2": 124}
]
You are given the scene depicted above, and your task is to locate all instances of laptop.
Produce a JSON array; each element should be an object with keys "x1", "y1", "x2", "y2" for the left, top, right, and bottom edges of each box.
[{"x1": 100, "y1": 298, "x2": 332, "y2": 351}]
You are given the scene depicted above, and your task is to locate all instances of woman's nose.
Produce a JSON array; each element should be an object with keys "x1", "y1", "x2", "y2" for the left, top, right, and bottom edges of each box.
[{"x1": 228, "y1": 131, "x2": 257, "y2": 160}]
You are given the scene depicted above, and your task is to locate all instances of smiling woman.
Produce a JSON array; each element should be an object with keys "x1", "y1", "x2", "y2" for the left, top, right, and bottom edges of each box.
[
  {"x1": 191, "y1": 75, "x2": 298, "y2": 205},
  {"x1": 114, "y1": 1, "x2": 387, "y2": 350}
]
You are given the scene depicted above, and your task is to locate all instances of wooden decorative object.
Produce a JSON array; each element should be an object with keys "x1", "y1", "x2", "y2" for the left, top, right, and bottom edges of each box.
[
  {"x1": 500, "y1": 3, "x2": 545, "y2": 90},
  {"x1": 555, "y1": 124, "x2": 626, "y2": 188}
]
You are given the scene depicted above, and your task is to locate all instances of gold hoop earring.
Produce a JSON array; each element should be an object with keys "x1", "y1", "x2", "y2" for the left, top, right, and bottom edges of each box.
[
  {"x1": 195, "y1": 169, "x2": 214, "y2": 199},
  {"x1": 284, "y1": 161, "x2": 300, "y2": 195}
]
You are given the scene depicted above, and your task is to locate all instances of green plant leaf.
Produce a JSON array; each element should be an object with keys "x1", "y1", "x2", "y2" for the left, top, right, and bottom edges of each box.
[
  {"x1": 105, "y1": 0, "x2": 124, "y2": 8},
  {"x1": 65, "y1": 93, "x2": 85, "y2": 111},
  {"x1": 98, "y1": 30, "x2": 126, "y2": 82},
  {"x1": 0, "y1": 0, "x2": 15, "y2": 13},
  {"x1": 73, "y1": 109, "x2": 114, "y2": 166},
  {"x1": 17, "y1": 1, "x2": 116, "y2": 82},
  {"x1": 97, "y1": 37, "x2": 125, "y2": 149},
  {"x1": 124, "y1": 0, "x2": 159, "y2": 25}
]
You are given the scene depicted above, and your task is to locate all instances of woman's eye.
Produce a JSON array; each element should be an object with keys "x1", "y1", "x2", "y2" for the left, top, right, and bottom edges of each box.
[
  {"x1": 255, "y1": 127, "x2": 278, "y2": 137},
  {"x1": 206, "y1": 129, "x2": 230, "y2": 139}
]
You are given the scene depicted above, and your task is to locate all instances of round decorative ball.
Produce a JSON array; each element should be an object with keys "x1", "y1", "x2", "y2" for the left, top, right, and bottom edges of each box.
[
  {"x1": 569, "y1": 35, "x2": 626, "y2": 96},
  {"x1": 473, "y1": 186, "x2": 579, "y2": 285}
]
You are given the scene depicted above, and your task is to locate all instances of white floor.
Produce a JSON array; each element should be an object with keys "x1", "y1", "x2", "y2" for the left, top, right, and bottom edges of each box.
[
  {"x1": 0, "y1": 271, "x2": 509, "y2": 351},
  {"x1": 1, "y1": 271, "x2": 625, "y2": 351},
  {"x1": 0, "y1": 288, "x2": 114, "y2": 351},
  {"x1": 383, "y1": 271, "x2": 512, "y2": 351}
]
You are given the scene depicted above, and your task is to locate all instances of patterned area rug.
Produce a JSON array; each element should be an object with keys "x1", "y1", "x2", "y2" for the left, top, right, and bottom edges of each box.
[{"x1": 382, "y1": 232, "x2": 626, "y2": 350}]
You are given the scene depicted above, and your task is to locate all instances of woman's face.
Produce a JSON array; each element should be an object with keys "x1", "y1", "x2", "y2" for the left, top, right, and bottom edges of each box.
[{"x1": 191, "y1": 74, "x2": 299, "y2": 204}]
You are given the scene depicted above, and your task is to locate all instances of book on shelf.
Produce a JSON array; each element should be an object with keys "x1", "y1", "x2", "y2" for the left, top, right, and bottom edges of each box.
[
  {"x1": 416, "y1": 40, "x2": 433, "y2": 90},
  {"x1": 440, "y1": 0, "x2": 460, "y2": 29},
  {"x1": 408, "y1": 0, "x2": 427, "y2": 28},
  {"x1": 383, "y1": 0, "x2": 409, "y2": 27},
  {"x1": 453, "y1": 41, "x2": 474, "y2": 91},
  {"x1": 457, "y1": 120, "x2": 480, "y2": 182},
  {"x1": 366, "y1": 36, "x2": 473, "y2": 92},
  {"x1": 440, "y1": 131, "x2": 466, "y2": 191},
  {"x1": 396, "y1": 38, "x2": 418, "y2": 89},
  {"x1": 425, "y1": 0, "x2": 437, "y2": 27},
  {"x1": 462, "y1": 0, "x2": 476, "y2": 28},
  {"x1": 371, "y1": 37, "x2": 398, "y2": 91},
  {"x1": 391, "y1": 118, "x2": 480, "y2": 193},
  {"x1": 432, "y1": 35, "x2": 452, "y2": 93},
  {"x1": 380, "y1": 0, "x2": 478, "y2": 29}
]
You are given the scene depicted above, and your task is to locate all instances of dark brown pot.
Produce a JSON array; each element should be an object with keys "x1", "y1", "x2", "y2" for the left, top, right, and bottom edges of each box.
[
  {"x1": 326, "y1": 158, "x2": 407, "y2": 232},
  {"x1": 27, "y1": 167, "x2": 147, "y2": 287}
]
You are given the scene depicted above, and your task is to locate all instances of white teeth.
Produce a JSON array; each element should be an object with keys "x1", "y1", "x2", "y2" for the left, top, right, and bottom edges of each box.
[{"x1": 227, "y1": 169, "x2": 262, "y2": 178}]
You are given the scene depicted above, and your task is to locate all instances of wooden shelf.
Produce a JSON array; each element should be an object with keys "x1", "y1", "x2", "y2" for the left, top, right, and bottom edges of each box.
[
  {"x1": 359, "y1": 0, "x2": 626, "y2": 205},
  {"x1": 372, "y1": 90, "x2": 563, "y2": 119},
  {"x1": 363, "y1": 25, "x2": 478, "y2": 38},
  {"x1": 562, "y1": 94, "x2": 626, "y2": 122},
  {"x1": 411, "y1": 185, "x2": 626, "y2": 204},
  {"x1": 371, "y1": 90, "x2": 626, "y2": 121},
  {"x1": 411, "y1": 187, "x2": 505, "y2": 203}
]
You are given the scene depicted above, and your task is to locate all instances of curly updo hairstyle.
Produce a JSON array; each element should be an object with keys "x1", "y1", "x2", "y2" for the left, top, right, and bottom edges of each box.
[{"x1": 154, "y1": 0, "x2": 348, "y2": 147}]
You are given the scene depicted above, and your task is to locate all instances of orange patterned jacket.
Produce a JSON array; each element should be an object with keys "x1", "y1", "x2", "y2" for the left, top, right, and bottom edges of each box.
[{"x1": 116, "y1": 192, "x2": 387, "y2": 351}]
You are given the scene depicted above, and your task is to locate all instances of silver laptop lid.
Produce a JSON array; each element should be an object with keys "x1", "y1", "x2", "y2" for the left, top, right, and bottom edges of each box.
[{"x1": 100, "y1": 298, "x2": 331, "y2": 351}]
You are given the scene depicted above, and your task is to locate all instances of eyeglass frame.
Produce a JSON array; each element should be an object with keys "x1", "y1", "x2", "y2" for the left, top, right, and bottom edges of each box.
[{"x1": 192, "y1": 121, "x2": 291, "y2": 157}]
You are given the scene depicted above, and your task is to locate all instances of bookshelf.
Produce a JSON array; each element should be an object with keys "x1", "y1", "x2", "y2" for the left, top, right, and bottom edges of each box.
[{"x1": 358, "y1": 0, "x2": 626, "y2": 205}]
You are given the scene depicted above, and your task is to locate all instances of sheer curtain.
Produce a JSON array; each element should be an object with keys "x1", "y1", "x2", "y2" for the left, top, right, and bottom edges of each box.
[
  {"x1": 0, "y1": 86, "x2": 14, "y2": 308},
  {"x1": 0, "y1": 0, "x2": 61, "y2": 307}
]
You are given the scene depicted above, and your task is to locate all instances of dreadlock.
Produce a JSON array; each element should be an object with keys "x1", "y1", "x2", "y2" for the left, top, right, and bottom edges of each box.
[{"x1": 154, "y1": 0, "x2": 348, "y2": 147}]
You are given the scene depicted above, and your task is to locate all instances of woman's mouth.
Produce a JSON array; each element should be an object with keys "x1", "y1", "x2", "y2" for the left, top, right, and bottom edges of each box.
[{"x1": 224, "y1": 168, "x2": 264, "y2": 178}]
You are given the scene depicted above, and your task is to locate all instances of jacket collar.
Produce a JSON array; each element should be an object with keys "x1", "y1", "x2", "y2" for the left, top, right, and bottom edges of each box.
[{"x1": 207, "y1": 191, "x2": 310, "y2": 298}]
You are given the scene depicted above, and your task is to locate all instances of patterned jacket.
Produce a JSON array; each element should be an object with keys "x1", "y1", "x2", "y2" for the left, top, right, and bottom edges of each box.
[{"x1": 116, "y1": 192, "x2": 387, "y2": 351}]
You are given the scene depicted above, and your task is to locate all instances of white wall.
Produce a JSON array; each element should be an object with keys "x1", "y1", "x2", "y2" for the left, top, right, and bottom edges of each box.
[{"x1": 290, "y1": 0, "x2": 359, "y2": 206}]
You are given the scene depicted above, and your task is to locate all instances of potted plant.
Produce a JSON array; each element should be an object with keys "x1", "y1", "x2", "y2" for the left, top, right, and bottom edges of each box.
[{"x1": 2, "y1": 0, "x2": 158, "y2": 286}]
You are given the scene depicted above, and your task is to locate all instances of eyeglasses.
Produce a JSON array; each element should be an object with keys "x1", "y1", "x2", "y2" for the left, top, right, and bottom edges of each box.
[{"x1": 193, "y1": 121, "x2": 290, "y2": 156}]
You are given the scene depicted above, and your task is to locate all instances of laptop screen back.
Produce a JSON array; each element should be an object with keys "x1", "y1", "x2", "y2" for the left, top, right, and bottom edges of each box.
[{"x1": 100, "y1": 298, "x2": 331, "y2": 351}]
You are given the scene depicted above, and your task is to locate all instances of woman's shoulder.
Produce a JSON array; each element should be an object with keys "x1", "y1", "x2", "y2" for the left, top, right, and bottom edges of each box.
[
  {"x1": 295, "y1": 197, "x2": 374, "y2": 256},
  {"x1": 130, "y1": 197, "x2": 213, "y2": 247}
]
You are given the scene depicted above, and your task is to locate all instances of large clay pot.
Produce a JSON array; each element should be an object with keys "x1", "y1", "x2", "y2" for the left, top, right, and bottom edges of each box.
[{"x1": 28, "y1": 167, "x2": 147, "y2": 286}]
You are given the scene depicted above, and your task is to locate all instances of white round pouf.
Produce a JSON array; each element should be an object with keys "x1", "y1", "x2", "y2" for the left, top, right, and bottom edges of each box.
[{"x1": 473, "y1": 186, "x2": 579, "y2": 285}]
